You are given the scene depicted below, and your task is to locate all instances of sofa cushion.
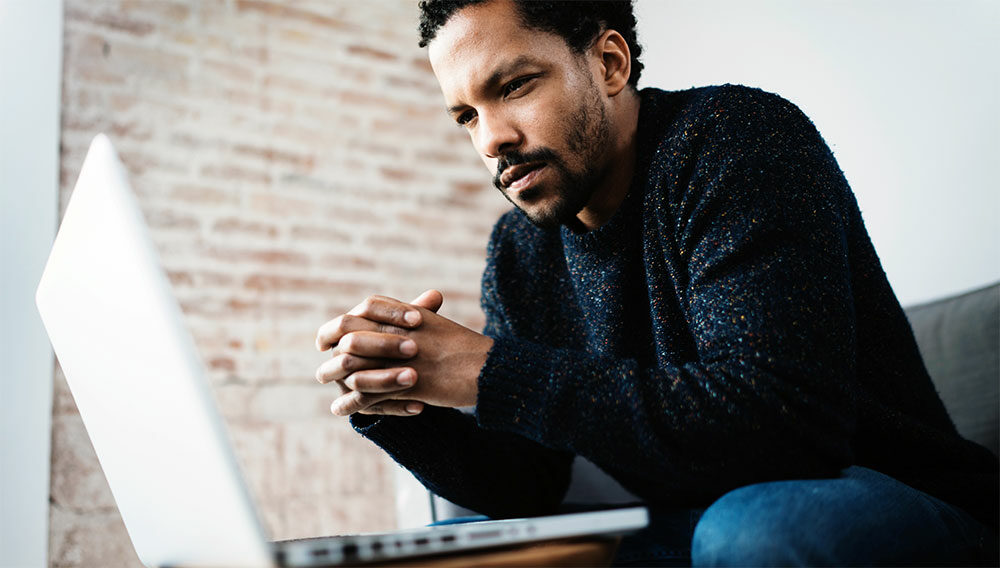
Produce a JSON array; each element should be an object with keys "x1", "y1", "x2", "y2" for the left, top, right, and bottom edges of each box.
[{"x1": 904, "y1": 283, "x2": 999, "y2": 456}]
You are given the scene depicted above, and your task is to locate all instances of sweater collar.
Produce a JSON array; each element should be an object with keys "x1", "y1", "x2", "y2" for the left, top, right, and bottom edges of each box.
[{"x1": 559, "y1": 88, "x2": 665, "y2": 252}]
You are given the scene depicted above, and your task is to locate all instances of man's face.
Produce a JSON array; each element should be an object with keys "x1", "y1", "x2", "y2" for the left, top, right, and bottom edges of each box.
[{"x1": 428, "y1": 0, "x2": 612, "y2": 229}]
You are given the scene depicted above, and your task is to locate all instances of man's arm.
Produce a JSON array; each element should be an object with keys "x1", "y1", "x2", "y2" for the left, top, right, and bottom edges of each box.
[
  {"x1": 349, "y1": 407, "x2": 574, "y2": 519},
  {"x1": 324, "y1": 90, "x2": 861, "y2": 504},
  {"x1": 316, "y1": 293, "x2": 573, "y2": 519}
]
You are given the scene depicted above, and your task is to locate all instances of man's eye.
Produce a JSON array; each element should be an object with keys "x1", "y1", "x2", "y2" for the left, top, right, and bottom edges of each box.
[
  {"x1": 456, "y1": 110, "x2": 476, "y2": 127},
  {"x1": 503, "y1": 76, "x2": 532, "y2": 98}
]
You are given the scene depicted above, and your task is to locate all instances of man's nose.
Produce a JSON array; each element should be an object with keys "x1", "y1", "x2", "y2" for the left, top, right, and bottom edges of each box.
[{"x1": 476, "y1": 112, "x2": 521, "y2": 159}]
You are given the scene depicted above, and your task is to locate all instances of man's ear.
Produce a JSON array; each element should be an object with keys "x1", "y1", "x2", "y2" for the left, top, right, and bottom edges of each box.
[{"x1": 594, "y1": 29, "x2": 631, "y2": 97}]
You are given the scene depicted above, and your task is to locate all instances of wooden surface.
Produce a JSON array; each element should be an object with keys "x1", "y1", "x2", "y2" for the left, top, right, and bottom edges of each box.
[{"x1": 375, "y1": 537, "x2": 620, "y2": 567}]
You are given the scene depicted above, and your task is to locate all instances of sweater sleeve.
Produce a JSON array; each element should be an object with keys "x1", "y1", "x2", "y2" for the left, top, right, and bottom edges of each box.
[
  {"x1": 350, "y1": 406, "x2": 573, "y2": 518},
  {"x1": 349, "y1": 230, "x2": 574, "y2": 519},
  {"x1": 475, "y1": 89, "x2": 859, "y2": 503}
]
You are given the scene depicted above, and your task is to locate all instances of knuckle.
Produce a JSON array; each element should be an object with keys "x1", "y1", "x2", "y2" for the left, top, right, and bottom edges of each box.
[
  {"x1": 376, "y1": 322, "x2": 404, "y2": 336},
  {"x1": 331, "y1": 314, "x2": 348, "y2": 335},
  {"x1": 353, "y1": 393, "x2": 370, "y2": 409},
  {"x1": 389, "y1": 306, "x2": 405, "y2": 324},
  {"x1": 344, "y1": 374, "x2": 359, "y2": 391},
  {"x1": 340, "y1": 333, "x2": 358, "y2": 352},
  {"x1": 361, "y1": 296, "x2": 378, "y2": 314},
  {"x1": 372, "y1": 334, "x2": 390, "y2": 351},
  {"x1": 317, "y1": 321, "x2": 335, "y2": 349},
  {"x1": 340, "y1": 354, "x2": 354, "y2": 371}
]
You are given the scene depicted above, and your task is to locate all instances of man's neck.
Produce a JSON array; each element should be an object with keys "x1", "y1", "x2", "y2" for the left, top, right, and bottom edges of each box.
[{"x1": 574, "y1": 88, "x2": 642, "y2": 232}]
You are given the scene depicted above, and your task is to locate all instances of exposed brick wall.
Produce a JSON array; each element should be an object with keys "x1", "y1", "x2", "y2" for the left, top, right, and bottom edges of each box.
[{"x1": 53, "y1": 1, "x2": 507, "y2": 565}]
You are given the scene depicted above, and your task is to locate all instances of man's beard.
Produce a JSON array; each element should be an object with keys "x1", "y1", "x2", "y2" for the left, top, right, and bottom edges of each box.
[{"x1": 492, "y1": 84, "x2": 612, "y2": 229}]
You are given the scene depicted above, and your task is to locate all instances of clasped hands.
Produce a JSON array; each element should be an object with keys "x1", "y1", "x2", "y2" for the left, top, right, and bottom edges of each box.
[{"x1": 314, "y1": 290, "x2": 493, "y2": 417}]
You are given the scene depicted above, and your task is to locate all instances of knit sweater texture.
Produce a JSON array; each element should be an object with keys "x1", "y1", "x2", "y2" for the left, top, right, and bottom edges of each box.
[{"x1": 352, "y1": 85, "x2": 998, "y2": 527}]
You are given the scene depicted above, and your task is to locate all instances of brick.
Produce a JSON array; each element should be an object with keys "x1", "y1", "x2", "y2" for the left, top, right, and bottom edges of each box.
[
  {"x1": 127, "y1": 1, "x2": 192, "y2": 25},
  {"x1": 168, "y1": 270, "x2": 237, "y2": 289},
  {"x1": 212, "y1": 217, "x2": 281, "y2": 238},
  {"x1": 102, "y1": 41, "x2": 190, "y2": 84},
  {"x1": 179, "y1": 297, "x2": 317, "y2": 320},
  {"x1": 201, "y1": 164, "x2": 273, "y2": 185},
  {"x1": 166, "y1": 270, "x2": 195, "y2": 287},
  {"x1": 243, "y1": 274, "x2": 367, "y2": 296},
  {"x1": 365, "y1": 234, "x2": 420, "y2": 251},
  {"x1": 319, "y1": 253, "x2": 377, "y2": 271},
  {"x1": 144, "y1": 208, "x2": 200, "y2": 231},
  {"x1": 170, "y1": 184, "x2": 240, "y2": 207},
  {"x1": 65, "y1": 5, "x2": 156, "y2": 37},
  {"x1": 379, "y1": 166, "x2": 421, "y2": 182},
  {"x1": 232, "y1": 143, "x2": 316, "y2": 169},
  {"x1": 346, "y1": 44, "x2": 398, "y2": 62},
  {"x1": 208, "y1": 355, "x2": 237, "y2": 373},
  {"x1": 50, "y1": 414, "x2": 118, "y2": 511},
  {"x1": 450, "y1": 179, "x2": 490, "y2": 195},
  {"x1": 249, "y1": 192, "x2": 314, "y2": 217},
  {"x1": 202, "y1": 58, "x2": 257, "y2": 84},
  {"x1": 290, "y1": 225, "x2": 351, "y2": 243},
  {"x1": 320, "y1": 204, "x2": 383, "y2": 225},
  {"x1": 236, "y1": 0, "x2": 352, "y2": 31},
  {"x1": 224, "y1": 297, "x2": 316, "y2": 316},
  {"x1": 49, "y1": 506, "x2": 142, "y2": 568}
]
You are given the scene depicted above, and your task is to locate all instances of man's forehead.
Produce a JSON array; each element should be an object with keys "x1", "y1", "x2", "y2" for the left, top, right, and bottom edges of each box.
[
  {"x1": 427, "y1": 0, "x2": 523, "y2": 65},
  {"x1": 427, "y1": 2, "x2": 570, "y2": 102}
]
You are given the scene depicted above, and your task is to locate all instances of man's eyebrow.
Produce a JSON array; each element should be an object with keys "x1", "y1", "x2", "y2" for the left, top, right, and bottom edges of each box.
[{"x1": 446, "y1": 55, "x2": 541, "y2": 114}]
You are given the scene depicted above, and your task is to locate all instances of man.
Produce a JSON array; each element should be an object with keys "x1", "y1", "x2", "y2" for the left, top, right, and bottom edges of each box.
[{"x1": 314, "y1": 1, "x2": 998, "y2": 564}]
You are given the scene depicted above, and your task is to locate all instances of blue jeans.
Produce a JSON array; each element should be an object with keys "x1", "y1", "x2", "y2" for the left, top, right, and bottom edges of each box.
[{"x1": 613, "y1": 466, "x2": 997, "y2": 566}]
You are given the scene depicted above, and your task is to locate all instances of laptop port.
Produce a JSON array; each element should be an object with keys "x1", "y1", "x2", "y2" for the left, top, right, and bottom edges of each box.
[
  {"x1": 342, "y1": 544, "x2": 358, "y2": 559},
  {"x1": 468, "y1": 530, "x2": 502, "y2": 541}
]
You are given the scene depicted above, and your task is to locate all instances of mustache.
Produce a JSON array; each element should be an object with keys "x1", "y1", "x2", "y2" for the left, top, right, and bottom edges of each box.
[{"x1": 493, "y1": 147, "x2": 559, "y2": 190}]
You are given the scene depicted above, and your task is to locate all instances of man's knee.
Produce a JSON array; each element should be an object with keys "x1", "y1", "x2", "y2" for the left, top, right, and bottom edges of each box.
[
  {"x1": 691, "y1": 483, "x2": 818, "y2": 567},
  {"x1": 690, "y1": 468, "x2": 992, "y2": 566}
]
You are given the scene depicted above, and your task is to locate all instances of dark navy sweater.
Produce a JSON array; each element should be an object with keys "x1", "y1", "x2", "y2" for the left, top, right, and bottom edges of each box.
[{"x1": 353, "y1": 85, "x2": 998, "y2": 527}]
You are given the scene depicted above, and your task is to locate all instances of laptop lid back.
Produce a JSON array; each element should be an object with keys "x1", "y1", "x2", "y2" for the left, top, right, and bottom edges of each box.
[{"x1": 36, "y1": 134, "x2": 273, "y2": 567}]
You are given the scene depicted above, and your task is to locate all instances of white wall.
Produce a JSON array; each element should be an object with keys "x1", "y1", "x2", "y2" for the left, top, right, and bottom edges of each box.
[
  {"x1": 635, "y1": 0, "x2": 999, "y2": 306},
  {"x1": 0, "y1": 1, "x2": 63, "y2": 566}
]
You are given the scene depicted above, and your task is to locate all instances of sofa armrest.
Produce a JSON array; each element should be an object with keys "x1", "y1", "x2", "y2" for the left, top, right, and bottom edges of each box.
[{"x1": 904, "y1": 283, "x2": 999, "y2": 456}]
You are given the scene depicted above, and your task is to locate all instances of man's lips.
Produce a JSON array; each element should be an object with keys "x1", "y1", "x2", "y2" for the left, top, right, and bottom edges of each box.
[{"x1": 500, "y1": 162, "x2": 545, "y2": 191}]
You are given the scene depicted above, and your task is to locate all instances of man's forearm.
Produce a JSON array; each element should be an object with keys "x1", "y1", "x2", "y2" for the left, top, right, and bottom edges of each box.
[{"x1": 350, "y1": 405, "x2": 573, "y2": 519}]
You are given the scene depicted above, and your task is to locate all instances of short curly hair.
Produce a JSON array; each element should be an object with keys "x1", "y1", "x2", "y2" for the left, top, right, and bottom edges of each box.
[{"x1": 417, "y1": 0, "x2": 644, "y2": 87}]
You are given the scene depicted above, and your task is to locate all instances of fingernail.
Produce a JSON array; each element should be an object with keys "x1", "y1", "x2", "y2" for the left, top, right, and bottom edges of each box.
[
  {"x1": 404, "y1": 311, "x2": 420, "y2": 326},
  {"x1": 399, "y1": 339, "x2": 417, "y2": 356},
  {"x1": 406, "y1": 403, "x2": 421, "y2": 414},
  {"x1": 397, "y1": 369, "x2": 415, "y2": 386}
]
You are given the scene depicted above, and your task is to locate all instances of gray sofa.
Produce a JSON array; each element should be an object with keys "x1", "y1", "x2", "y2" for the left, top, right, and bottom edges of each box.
[
  {"x1": 905, "y1": 282, "x2": 999, "y2": 456},
  {"x1": 431, "y1": 282, "x2": 1000, "y2": 519}
]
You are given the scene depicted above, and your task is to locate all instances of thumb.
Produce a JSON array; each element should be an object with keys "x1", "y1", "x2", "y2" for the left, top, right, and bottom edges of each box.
[{"x1": 410, "y1": 289, "x2": 444, "y2": 313}]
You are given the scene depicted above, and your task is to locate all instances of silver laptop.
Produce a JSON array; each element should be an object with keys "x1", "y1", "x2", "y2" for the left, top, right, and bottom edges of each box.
[{"x1": 35, "y1": 134, "x2": 648, "y2": 567}]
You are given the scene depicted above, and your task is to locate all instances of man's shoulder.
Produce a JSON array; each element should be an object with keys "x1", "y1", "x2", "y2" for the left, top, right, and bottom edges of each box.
[
  {"x1": 640, "y1": 84, "x2": 813, "y2": 143},
  {"x1": 643, "y1": 83, "x2": 801, "y2": 118}
]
